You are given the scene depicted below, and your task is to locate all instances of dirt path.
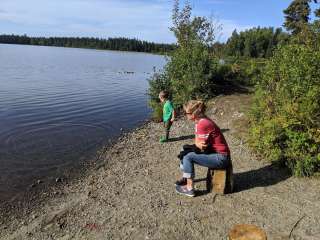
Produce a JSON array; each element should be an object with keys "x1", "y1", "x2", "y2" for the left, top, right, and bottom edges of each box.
[{"x1": 1, "y1": 93, "x2": 319, "y2": 240}]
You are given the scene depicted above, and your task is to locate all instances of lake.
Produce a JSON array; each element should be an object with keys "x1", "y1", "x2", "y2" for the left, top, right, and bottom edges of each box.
[{"x1": 0, "y1": 44, "x2": 166, "y2": 201}]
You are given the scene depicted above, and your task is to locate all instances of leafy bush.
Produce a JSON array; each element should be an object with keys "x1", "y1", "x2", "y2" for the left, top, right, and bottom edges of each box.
[
  {"x1": 148, "y1": 0, "x2": 222, "y2": 113},
  {"x1": 147, "y1": 71, "x2": 170, "y2": 121},
  {"x1": 239, "y1": 59, "x2": 266, "y2": 85},
  {"x1": 206, "y1": 58, "x2": 266, "y2": 87},
  {"x1": 249, "y1": 43, "x2": 320, "y2": 176}
]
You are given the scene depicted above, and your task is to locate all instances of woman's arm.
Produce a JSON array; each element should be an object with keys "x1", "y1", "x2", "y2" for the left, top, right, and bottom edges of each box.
[{"x1": 195, "y1": 137, "x2": 208, "y2": 151}]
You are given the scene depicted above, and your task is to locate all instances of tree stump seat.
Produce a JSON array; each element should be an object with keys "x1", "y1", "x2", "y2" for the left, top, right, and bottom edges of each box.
[{"x1": 206, "y1": 162, "x2": 233, "y2": 194}]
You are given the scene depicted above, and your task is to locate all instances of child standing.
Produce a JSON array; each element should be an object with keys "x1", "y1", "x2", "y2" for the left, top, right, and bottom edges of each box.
[{"x1": 159, "y1": 90, "x2": 175, "y2": 143}]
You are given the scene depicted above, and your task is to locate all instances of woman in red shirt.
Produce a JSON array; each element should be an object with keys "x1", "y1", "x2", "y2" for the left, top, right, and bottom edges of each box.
[{"x1": 175, "y1": 100, "x2": 231, "y2": 197}]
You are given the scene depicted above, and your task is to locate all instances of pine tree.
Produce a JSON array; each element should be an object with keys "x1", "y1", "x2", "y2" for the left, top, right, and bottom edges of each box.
[
  {"x1": 283, "y1": 0, "x2": 311, "y2": 34},
  {"x1": 226, "y1": 30, "x2": 241, "y2": 56}
]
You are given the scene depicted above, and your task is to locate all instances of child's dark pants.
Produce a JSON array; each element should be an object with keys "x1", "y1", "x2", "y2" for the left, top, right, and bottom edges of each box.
[{"x1": 164, "y1": 120, "x2": 172, "y2": 140}]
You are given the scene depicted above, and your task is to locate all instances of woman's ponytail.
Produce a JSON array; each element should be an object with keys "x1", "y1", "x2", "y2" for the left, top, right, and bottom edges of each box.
[{"x1": 184, "y1": 100, "x2": 206, "y2": 118}]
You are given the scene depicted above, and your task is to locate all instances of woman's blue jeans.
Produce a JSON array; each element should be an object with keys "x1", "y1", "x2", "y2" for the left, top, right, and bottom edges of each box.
[{"x1": 181, "y1": 152, "x2": 230, "y2": 179}]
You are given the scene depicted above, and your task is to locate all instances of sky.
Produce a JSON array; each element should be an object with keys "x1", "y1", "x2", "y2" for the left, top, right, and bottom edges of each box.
[{"x1": 0, "y1": 0, "x2": 317, "y2": 43}]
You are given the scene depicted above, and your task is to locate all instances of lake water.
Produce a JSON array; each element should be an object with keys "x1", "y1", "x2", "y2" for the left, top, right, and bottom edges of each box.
[{"x1": 0, "y1": 44, "x2": 166, "y2": 201}]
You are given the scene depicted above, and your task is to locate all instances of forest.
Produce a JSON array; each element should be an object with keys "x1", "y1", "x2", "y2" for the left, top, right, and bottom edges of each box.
[{"x1": 0, "y1": 35, "x2": 176, "y2": 54}]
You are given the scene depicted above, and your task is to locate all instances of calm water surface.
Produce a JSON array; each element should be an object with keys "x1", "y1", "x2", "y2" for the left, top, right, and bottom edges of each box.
[{"x1": 0, "y1": 44, "x2": 166, "y2": 201}]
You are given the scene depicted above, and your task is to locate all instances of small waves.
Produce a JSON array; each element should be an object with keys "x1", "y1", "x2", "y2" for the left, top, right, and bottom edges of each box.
[{"x1": 0, "y1": 44, "x2": 165, "y2": 200}]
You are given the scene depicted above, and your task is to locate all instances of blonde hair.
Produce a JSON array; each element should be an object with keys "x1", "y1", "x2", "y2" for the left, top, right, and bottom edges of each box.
[{"x1": 183, "y1": 100, "x2": 206, "y2": 118}]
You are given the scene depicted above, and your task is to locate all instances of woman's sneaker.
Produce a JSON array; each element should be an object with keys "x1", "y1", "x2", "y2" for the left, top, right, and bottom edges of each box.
[
  {"x1": 175, "y1": 185, "x2": 195, "y2": 197},
  {"x1": 175, "y1": 178, "x2": 187, "y2": 186}
]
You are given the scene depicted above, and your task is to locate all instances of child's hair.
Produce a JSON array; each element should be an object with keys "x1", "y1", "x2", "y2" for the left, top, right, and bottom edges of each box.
[
  {"x1": 159, "y1": 90, "x2": 169, "y2": 99},
  {"x1": 183, "y1": 100, "x2": 206, "y2": 118}
]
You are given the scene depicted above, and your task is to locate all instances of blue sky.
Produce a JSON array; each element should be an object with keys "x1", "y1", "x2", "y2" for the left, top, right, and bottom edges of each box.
[{"x1": 0, "y1": 0, "x2": 317, "y2": 43}]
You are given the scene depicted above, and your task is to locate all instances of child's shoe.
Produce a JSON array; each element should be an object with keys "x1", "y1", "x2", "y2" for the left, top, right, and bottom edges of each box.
[{"x1": 159, "y1": 136, "x2": 168, "y2": 143}]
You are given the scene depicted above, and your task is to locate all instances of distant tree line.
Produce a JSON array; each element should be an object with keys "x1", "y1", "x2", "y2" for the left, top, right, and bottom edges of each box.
[
  {"x1": 213, "y1": 0, "x2": 319, "y2": 59},
  {"x1": 209, "y1": 27, "x2": 290, "y2": 59},
  {"x1": 0, "y1": 27, "x2": 291, "y2": 58},
  {"x1": 0, "y1": 34, "x2": 176, "y2": 54},
  {"x1": 222, "y1": 27, "x2": 290, "y2": 58}
]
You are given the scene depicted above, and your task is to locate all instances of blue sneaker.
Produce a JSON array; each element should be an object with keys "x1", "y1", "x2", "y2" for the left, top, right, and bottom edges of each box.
[{"x1": 175, "y1": 185, "x2": 195, "y2": 197}]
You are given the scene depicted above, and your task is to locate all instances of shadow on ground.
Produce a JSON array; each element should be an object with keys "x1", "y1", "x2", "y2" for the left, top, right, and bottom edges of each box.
[
  {"x1": 190, "y1": 164, "x2": 291, "y2": 196},
  {"x1": 168, "y1": 134, "x2": 195, "y2": 142},
  {"x1": 233, "y1": 164, "x2": 291, "y2": 193}
]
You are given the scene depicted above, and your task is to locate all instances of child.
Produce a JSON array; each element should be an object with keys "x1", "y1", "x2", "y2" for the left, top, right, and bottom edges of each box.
[
  {"x1": 175, "y1": 100, "x2": 231, "y2": 197},
  {"x1": 159, "y1": 90, "x2": 175, "y2": 143}
]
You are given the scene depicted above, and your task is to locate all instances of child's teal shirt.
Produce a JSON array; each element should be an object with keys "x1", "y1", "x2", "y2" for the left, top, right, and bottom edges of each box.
[{"x1": 163, "y1": 100, "x2": 174, "y2": 123}]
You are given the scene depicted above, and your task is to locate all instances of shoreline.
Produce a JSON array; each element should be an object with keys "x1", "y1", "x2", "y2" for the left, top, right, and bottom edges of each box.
[
  {"x1": 1, "y1": 93, "x2": 320, "y2": 240},
  {"x1": 0, "y1": 119, "x2": 152, "y2": 222}
]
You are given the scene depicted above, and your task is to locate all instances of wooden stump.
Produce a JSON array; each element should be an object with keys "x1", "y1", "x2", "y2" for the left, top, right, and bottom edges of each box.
[
  {"x1": 206, "y1": 163, "x2": 233, "y2": 194},
  {"x1": 228, "y1": 224, "x2": 267, "y2": 240}
]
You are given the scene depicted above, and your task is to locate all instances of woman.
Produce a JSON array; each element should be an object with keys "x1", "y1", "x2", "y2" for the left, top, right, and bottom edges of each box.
[{"x1": 176, "y1": 100, "x2": 231, "y2": 197}]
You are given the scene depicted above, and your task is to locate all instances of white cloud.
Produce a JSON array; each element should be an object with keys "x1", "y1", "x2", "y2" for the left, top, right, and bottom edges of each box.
[
  {"x1": 0, "y1": 0, "x2": 254, "y2": 43},
  {"x1": 0, "y1": 0, "x2": 176, "y2": 43}
]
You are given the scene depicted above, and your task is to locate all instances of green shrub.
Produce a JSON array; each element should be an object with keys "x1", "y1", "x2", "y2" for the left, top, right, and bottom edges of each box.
[
  {"x1": 223, "y1": 58, "x2": 266, "y2": 86},
  {"x1": 148, "y1": 0, "x2": 221, "y2": 113},
  {"x1": 249, "y1": 43, "x2": 320, "y2": 176},
  {"x1": 147, "y1": 71, "x2": 170, "y2": 121}
]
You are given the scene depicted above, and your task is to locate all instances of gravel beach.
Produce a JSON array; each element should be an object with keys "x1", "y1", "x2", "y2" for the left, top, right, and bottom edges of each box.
[{"x1": 1, "y1": 93, "x2": 319, "y2": 240}]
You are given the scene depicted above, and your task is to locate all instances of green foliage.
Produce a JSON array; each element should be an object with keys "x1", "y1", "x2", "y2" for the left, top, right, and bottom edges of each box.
[
  {"x1": 290, "y1": 20, "x2": 320, "y2": 49},
  {"x1": 283, "y1": 0, "x2": 311, "y2": 34},
  {"x1": 224, "y1": 28, "x2": 290, "y2": 58},
  {"x1": 283, "y1": 0, "x2": 320, "y2": 35},
  {"x1": 148, "y1": 0, "x2": 221, "y2": 111},
  {"x1": 168, "y1": 0, "x2": 220, "y2": 106},
  {"x1": 215, "y1": 57, "x2": 267, "y2": 86},
  {"x1": 249, "y1": 43, "x2": 320, "y2": 176},
  {"x1": 167, "y1": 40, "x2": 218, "y2": 106},
  {"x1": 240, "y1": 59, "x2": 266, "y2": 85},
  {"x1": 148, "y1": 71, "x2": 171, "y2": 120}
]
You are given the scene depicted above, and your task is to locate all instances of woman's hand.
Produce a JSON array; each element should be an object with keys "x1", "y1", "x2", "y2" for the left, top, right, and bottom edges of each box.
[{"x1": 195, "y1": 138, "x2": 208, "y2": 151}]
